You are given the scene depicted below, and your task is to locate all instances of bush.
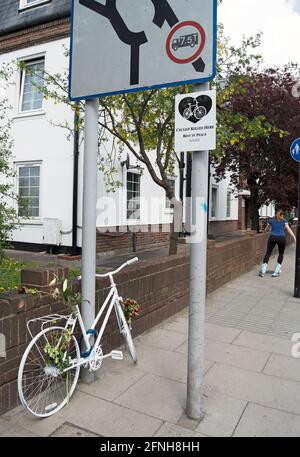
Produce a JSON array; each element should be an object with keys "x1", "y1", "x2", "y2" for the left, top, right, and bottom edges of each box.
[{"x1": 0, "y1": 257, "x2": 23, "y2": 293}]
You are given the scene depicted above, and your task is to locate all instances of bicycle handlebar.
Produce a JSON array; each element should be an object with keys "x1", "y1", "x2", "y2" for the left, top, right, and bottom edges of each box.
[{"x1": 77, "y1": 257, "x2": 139, "y2": 281}]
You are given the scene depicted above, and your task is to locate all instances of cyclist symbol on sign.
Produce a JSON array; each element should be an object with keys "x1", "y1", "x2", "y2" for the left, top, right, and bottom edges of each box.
[
  {"x1": 179, "y1": 95, "x2": 212, "y2": 124},
  {"x1": 183, "y1": 99, "x2": 206, "y2": 121}
]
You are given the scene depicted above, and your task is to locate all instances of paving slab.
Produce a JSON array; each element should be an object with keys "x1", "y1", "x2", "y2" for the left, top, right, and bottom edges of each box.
[
  {"x1": 132, "y1": 345, "x2": 213, "y2": 383},
  {"x1": 263, "y1": 354, "x2": 300, "y2": 382},
  {"x1": 195, "y1": 393, "x2": 247, "y2": 437},
  {"x1": 204, "y1": 363, "x2": 300, "y2": 415},
  {"x1": 233, "y1": 331, "x2": 293, "y2": 356},
  {"x1": 204, "y1": 323, "x2": 241, "y2": 344},
  {"x1": 135, "y1": 328, "x2": 187, "y2": 352},
  {"x1": 77, "y1": 359, "x2": 145, "y2": 401},
  {"x1": 154, "y1": 422, "x2": 207, "y2": 438},
  {"x1": 233, "y1": 403, "x2": 300, "y2": 437},
  {"x1": 114, "y1": 373, "x2": 186, "y2": 423},
  {"x1": 62, "y1": 391, "x2": 162, "y2": 437},
  {"x1": 159, "y1": 318, "x2": 188, "y2": 334},
  {"x1": 204, "y1": 339, "x2": 270, "y2": 372},
  {"x1": 4, "y1": 407, "x2": 66, "y2": 437},
  {"x1": 0, "y1": 425, "x2": 40, "y2": 437},
  {"x1": 51, "y1": 422, "x2": 101, "y2": 437}
]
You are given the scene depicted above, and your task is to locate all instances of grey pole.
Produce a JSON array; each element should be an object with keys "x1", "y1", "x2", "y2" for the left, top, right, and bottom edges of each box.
[
  {"x1": 186, "y1": 82, "x2": 209, "y2": 419},
  {"x1": 81, "y1": 98, "x2": 99, "y2": 383}
]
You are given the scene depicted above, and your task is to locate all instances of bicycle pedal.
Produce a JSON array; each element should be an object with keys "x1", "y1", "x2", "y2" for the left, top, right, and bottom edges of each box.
[{"x1": 111, "y1": 350, "x2": 123, "y2": 360}]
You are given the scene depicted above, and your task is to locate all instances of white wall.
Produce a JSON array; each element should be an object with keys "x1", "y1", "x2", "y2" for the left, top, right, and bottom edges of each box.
[
  {"x1": 1, "y1": 38, "x2": 74, "y2": 246},
  {"x1": 259, "y1": 203, "x2": 276, "y2": 218},
  {"x1": 209, "y1": 170, "x2": 239, "y2": 222}
]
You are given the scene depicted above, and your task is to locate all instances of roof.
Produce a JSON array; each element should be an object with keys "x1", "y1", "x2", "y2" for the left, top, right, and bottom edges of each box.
[{"x1": 0, "y1": 0, "x2": 71, "y2": 36}]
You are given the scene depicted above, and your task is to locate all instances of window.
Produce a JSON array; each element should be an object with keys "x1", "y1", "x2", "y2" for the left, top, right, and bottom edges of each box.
[
  {"x1": 211, "y1": 186, "x2": 218, "y2": 218},
  {"x1": 165, "y1": 178, "x2": 176, "y2": 209},
  {"x1": 19, "y1": 59, "x2": 45, "y2": 112},
  {"x1": 17, "y1": 164, "x2": 41, "y2": 218},
  {"x1": 127, "y1": 172, "x2": 140, "y2": 220},
  {"x1": 226, "y1": 191, "x2": 232, "y2": 218},
  {"x1": 19, "y1": 0, "x2": 50, "y2": 10}
]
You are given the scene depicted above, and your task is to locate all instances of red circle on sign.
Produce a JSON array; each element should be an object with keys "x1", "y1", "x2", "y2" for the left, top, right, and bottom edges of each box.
[{"x1": 166, "y1": 21, "x2": 206, "y2": 64}]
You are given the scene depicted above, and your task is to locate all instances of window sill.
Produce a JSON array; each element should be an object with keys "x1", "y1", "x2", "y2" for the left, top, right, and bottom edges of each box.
[
  {"x1": 16, "y1": 220, "x2": 43, "y2": 226},
  {"x1": 19, "y1": 0, "x2": 51, "y2": 12},
  {"x1": 13, "y1": 110, "x2": 46, "y2": 120}
]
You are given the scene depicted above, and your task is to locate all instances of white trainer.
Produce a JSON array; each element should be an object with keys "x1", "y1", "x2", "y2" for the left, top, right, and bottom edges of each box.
[
  {"x1": 272, "y1": 263, "x2": 282, "y2": 277},
  {"x1": 259, "y1": 263, "x2": 268, "y2": 277}
]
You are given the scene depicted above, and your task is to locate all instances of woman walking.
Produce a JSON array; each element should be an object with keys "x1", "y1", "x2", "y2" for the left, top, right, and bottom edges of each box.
[{"x1": 259, "y1": 210, "x2": 296, "y2": 277}]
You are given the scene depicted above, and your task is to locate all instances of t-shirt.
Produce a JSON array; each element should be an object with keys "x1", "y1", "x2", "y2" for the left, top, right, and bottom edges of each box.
[{"x1": 268, "y1": 218, "x2": 288, "y2": 237}]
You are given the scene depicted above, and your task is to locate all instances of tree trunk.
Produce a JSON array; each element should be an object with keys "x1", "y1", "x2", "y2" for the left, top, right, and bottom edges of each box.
[
  {"x1": 169, "y1": 223, "x2": 179, "y2": 255},
  {"x1": 251, "y1": 204, "x2": 260, "y2": 232},
  {"x1": 247, "y1": 177, "x2": 260, "y2": 233},
  {"x1": 249, "y1": 194, "x2": 260, "y2": 232}
]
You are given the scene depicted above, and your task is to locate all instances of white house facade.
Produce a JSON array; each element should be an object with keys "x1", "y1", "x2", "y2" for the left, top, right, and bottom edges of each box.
[{"x1": 0, "y1": 0, "x2": 239, "y2": 254}]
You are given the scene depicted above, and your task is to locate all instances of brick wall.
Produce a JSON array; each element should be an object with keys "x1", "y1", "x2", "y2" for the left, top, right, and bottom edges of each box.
[
  {"x1": 0, "y1": 230, "x2": 295, "y2": 414},
  {"x1": 0, "y1": 18, "x2": 70, "y2": 55},
  {"x1": 96, "y1": 225, "x2": 170, "y2": 254},
  {"x1": 208, "y1": 220, "x2": 239, "y2": 237}
]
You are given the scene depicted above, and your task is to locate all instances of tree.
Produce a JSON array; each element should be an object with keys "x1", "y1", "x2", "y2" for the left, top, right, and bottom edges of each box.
[
  {"x1": 0, "y1": 65, "x2": 18, "y2": 257},
  {"x1": 27, "y1": 59, "x2": 188, "y2": 255},
  {"x1": 213, "y1": 64, "x2": 300, "y2": 231},
  {"x1": 17, "y1": 5, "x2": 267, "y2": 253}
]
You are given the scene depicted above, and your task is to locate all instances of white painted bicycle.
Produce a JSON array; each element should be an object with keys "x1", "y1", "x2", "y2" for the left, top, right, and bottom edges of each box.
[{"x1": 18, "y1": 257, "x2": 138, "y2": 418}]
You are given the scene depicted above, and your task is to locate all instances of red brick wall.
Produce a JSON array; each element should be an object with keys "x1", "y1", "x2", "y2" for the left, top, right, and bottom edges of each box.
[
  {"x1": 208, "y1": 220, "x2": 239, "y2": 237},
  {"x1": 0, "y1": 19, "x2": 70, "y2": 55},
  {"x1": 96, "y1": 225, "x2": 170, "y2": 254}
]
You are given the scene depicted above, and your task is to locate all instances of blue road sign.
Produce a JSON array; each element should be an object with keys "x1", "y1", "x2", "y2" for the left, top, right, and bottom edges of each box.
[{"x1": 291, "y1": 138, "x2": 300, "y2": 163}]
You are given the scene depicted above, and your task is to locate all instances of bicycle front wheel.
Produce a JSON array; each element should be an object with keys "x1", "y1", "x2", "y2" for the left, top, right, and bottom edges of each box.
[
  {"x1": 116, "y1": 303, "x2": 137, "y2": 364},
  {"x1": 18, "y1": 326, "x2": 80, "y2": 418}
]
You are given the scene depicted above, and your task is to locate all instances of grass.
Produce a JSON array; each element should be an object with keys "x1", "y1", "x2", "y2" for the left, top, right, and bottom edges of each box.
[
  {"x1": 0, "y1": 257, "x2": 24, "y2": 293},
  {"x1": 0, "y1": 257, "x2": 107, "y2": 293}
]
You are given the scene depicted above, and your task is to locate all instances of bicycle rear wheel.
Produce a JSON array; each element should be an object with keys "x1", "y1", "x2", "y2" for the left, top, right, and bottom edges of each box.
[
  {"x1": 18, "y1": 326, "x2": 80, "y2": 418},
  {"x1": 116, "y1": 302, "x2": 137, "y2": 364}
]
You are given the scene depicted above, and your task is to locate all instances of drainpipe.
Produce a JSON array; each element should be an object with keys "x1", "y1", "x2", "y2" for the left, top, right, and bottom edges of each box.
[
  {"x1": 185, "y1": 152, "x2": 192, "y2": 234},
  {"x1": 72, "y1": 103, "x2": 80, "y2": 253},
  {"x1": 179, "y1": 151, "x2": 185, "y2": 203}
]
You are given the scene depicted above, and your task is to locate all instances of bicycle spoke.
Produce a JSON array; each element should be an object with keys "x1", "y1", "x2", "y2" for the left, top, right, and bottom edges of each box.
[{"x1": 19, "y1": 328, "x2": 80, "y2": 416}]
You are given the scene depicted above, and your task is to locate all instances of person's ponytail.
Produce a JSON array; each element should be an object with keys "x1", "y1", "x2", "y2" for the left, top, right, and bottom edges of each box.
[{"x1": 275, "y1": 210, "x2": 284, "y2": 221}]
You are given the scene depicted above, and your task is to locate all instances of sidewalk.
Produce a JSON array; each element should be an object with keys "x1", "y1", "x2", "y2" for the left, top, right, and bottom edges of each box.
[{"x1": 1, "y1": 246, "x2": 300, "y2": 437}]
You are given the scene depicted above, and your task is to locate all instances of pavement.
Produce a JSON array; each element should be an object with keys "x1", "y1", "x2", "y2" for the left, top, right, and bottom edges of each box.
[{"x1": 1, "y1": 245, "x2": 300, "y2": 437}]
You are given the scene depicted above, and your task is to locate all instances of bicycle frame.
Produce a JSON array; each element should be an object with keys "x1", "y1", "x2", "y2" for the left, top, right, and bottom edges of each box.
[
  {"x1": 77, "y1": 275, "x2": 122, "y2": 356},
  {"x1": 61, "y1": 257, "x2": 138, "y2": 372}
]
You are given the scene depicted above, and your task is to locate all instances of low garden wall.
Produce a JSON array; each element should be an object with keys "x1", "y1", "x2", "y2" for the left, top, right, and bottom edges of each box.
[{"x1": 0, "y1": 230, "x2": 295, "y2": 414}]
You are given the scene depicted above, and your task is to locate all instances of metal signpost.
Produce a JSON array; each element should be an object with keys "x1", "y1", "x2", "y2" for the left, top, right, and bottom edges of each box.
[
  {"x1": 291, "y1": 138, "x2": 300, "y2": 298},
  {"x1": 69, "y1": 0, "x2": 217, "y2": 416},
  {"x1": 175, "y1": 86, "x2": 216, "y2": 418}
]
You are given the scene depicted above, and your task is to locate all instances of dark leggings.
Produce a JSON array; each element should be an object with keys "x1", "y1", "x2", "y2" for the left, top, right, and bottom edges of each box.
[{"x1": 263, "y1": 236, "x2": 286, "y2": 265}]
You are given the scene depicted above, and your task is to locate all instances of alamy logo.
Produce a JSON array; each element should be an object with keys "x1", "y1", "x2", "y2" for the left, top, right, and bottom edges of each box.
[
  {"x1": 291, "y1": 333, "x2": 300, "y2": 358},
  {"x1": 0, "y1": 333, "x2": 6, "y2": 358}
]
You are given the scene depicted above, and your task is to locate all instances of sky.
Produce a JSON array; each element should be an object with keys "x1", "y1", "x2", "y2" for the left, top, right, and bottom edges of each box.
[{"x1": 218, "y1": 0, "x2": 300, "y2": 68}]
